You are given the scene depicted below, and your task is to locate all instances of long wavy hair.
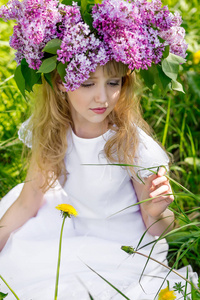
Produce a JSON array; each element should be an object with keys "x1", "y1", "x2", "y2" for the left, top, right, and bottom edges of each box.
[{"x1": 28, "y1": 60, "x2": 152, "y2": 191}]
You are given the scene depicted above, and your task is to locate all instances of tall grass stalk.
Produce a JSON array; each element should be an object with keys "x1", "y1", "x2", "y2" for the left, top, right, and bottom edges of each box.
[{"x1": 162, "y1": 97, "x2": 171, "y2": 147}]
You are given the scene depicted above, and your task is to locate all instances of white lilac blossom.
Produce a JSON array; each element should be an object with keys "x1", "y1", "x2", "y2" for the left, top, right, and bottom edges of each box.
[{"x1": 0, "y1": 0, "x2": 188, "y2": 91}]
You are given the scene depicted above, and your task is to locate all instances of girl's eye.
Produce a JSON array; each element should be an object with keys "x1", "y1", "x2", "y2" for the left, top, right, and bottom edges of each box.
[
  {"x1": 81, "y1": 82, "x2": 94, "y2": 88},
  {"x1": 108, "y1": 80, "x2": 120, "y2": 86}
]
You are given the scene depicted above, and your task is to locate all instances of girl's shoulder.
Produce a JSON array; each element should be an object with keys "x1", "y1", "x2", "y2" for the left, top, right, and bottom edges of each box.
[{"x1": 133, "y1": 126, "x2": 170, "y2": 181}]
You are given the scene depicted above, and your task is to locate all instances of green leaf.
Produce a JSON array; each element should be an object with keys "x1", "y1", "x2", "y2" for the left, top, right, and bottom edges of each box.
[
  {"x1": 14, "y1": 64, "x2": 26, "y2": 98},
  {"x1": 156, "y1": 64, "x2": 171, "y2": 92},
  {"x1": 80, "y1": 0, "x2": 101, "y2": 29},
  {"x1": 21, "y1": 59, "x2": 42, "y2": 92},
  {"x1": 81, "y1": 0, "x2": 98, "y2": 12},
  {"x1": 38, "y1": 56, "x2": 57, "y2": 73},
  {"x1": 158, "y1": 36, "x2": 165, "y2": 44},
  {"x1": 162, "y1": 53, "x2": 185, "y2": 81},
  {"x1": 169, "y1": 53, "x2": 186, "y2": 64},
  {"x1": 61, "y1": 0, "x2": 80, "y2": 5},
  {"x1": 0, "y1": 292, "x2": 8, "y2": 300},
  {"x1": 162, "y1": 45, "x2": 170, "y2": 59},
  {"x1": 83, "y1": 10, "x2": 94, "y2": 30},
  {"x1": 141, "y1": 54, "x2": 186, "y2": 94},
  {"x1": 162, "y1": 58, "x2": 178, "y2": 81},
  {"x1": 44, "y1": 73, "x2": 54, "y2": 89},
  {"x1": 171, "y1": 80, "x2": 185, "y2": 93},
  {"x1": 43, "y1": 39, "x2": 62, "y2": 54},
  {"x1": 140, "y1": 64, "x2": 171, "y2": 94},
  {"x1": 139, "y1": 66, "x2": 157, "y2": 89},
  {"x1": 57, "y1": 62, "x2": 67, "y2": 83}
]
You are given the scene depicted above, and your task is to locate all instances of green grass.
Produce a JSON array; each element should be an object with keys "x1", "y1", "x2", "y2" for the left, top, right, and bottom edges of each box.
[
  {"x1": 0, "y1": 10, "x2": 29, "y2": 196},
  {"x1": 140, "y1": 0, "x2": 200, "y2": 277}
]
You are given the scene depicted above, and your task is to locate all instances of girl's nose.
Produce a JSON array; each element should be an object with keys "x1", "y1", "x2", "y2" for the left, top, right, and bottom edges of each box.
[{"x1": 94, "y1": 86, "x2": 107, "y2": 104}]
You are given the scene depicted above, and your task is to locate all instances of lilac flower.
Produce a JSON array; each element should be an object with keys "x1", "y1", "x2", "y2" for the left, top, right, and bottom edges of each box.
[
  {"x1": 0, "y1": 0, "x2": 21, "y2": 20},
  {"x1": 58, "y1": 24, "x2": 109, "y2": 91},
  {"x1": 92, "y1": 0, "x2": 165, "y2": 70},
  {"x1": 159, "y1": 12, "x2": 188, "y2": 58},
  {"x1": 0, "y1": 0, "x2": 62, "y2": 69},
  {"x1": 92, "y1": 0, "x2": 187, "y2": 71},
  {"x1": 57, "y1": 2, "x2": 82, "y2": 39},
  {"x1": 0, "y1": 0, "x2": 188, "y2": 91},
  {"x1": 55, "y1": 2, "x2": 109, "y2": 91},
  {"x1": 135, "y1": 0, "x2": 187, "y2": 58}
]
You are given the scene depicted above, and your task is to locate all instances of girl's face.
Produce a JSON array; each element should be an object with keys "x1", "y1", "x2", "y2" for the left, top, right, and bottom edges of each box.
[{"x1": 67, "y1": 65, "x2": 122, "y2": 138}]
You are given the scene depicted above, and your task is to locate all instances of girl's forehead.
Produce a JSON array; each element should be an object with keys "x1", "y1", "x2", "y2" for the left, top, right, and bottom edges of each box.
[
  {"x1": 89, "y1": 62, "x2": 127, "y2": 79},
  {"x1": 89, "y1": 67, "x2": 118, "y2": 79},
  {"x1": 104, "y1": 61, "x2": 129, "y2": 77}
]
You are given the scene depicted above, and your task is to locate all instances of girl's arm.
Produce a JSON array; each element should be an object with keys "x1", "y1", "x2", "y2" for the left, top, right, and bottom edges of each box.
[
  {"x1": 132, "y1": 167, "x2": 175, "y2": 236},
  {"x1": 0, "y1": 159, "x2": 45, "y2": 251}
]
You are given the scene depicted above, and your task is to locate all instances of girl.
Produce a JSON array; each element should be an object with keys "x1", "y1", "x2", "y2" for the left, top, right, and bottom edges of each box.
[{"x1": 0, "y1": 0, "x2": 197, "y2": 299}]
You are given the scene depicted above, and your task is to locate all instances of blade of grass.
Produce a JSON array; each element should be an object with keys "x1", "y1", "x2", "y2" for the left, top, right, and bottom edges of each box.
[
  {"x1": 0, "y1": 275, "x2": 20, "y2": 300},
  {"x1": 186, "y1": 125, "x2": 197, "y2": 173},
  {"x1": 162, "y1": 97, "x2": 171, "y2": 147},
  {"x1": 82, "y1": 262, "x2": 130, "y2": 300}
]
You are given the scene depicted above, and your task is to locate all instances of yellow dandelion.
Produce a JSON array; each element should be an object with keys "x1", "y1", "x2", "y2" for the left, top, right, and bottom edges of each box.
[
  {"x1": 158, "y1": 287, "x2": 176, "y2": 300},
  {"x1": 193, "y1": 50, "x2": 200, "y2": 64},
  {"x1": 54, "y1": 203, "x2": 77, "y2": 300},
  {"x1": 56, "y1": 204, "x2": 78, "y2": 217}
]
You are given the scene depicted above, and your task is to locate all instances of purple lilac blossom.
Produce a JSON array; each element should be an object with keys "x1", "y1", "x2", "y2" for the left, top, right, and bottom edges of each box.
[
  {"x1": 92, "y1": 0, "x2": 165, "y2": 70},
  {"x1": 0, "y1": 0, "x2": 188, "y2": 91},
  {"x1": 57, "y1": 2, "x2": 82, "y2": 40},
  {"x1": 0, "y1": 0, "x2": 62, "y2": 69},
  {"x1": 57, "y1": 3, "x2": 109, "y2": 91},
  {"x1": 135, "y1": 0, "x2": 187, "y2": 58},
  {"x1": 57, "y1": 23, "x2": 109, "y2": 90},
  {"x1": 62, "y1": 44, "x2": 109, "y2": 91},
  {"x1": 159, "y1": 12, "x2": 188, "y2": 58}
]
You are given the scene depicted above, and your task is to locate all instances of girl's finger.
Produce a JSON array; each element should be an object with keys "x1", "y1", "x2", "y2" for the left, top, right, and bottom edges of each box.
[
  {"x1": 149, "y1": 184, "x2": 169, "y2": 198},
  {"x1": 151, "y1": 194, "x2": 174, "y2": 204},
  {"x1": 157, "y1": 166, "x2": 167, "y2": 177},
  {"x1": 152, "y1": 176, "x2": 169, "y2": 187}
]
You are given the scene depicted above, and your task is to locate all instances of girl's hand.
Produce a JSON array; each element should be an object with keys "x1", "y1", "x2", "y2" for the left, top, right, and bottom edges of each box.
[
  {"x1": 143, "y1": 167, "x2": 174, "y2": 219},
  {"x1": 133, "y1": 167, "x2": 174, "y2": 236}
]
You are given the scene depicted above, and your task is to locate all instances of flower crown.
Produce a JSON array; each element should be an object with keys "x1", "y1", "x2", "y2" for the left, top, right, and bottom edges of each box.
[{"x1": 0, "y1": 0, "x2": 187, "y2": 95}]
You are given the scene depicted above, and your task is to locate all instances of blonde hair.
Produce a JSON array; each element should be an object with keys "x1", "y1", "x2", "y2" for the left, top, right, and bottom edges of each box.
[{"x1": 29, "y1": 61, "x2": 152, "y2": 191}]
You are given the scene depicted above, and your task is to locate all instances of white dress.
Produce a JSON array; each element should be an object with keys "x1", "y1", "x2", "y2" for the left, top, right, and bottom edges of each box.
[{"x1": 0, "y1": 127, "x2": 197, "y2": 300}]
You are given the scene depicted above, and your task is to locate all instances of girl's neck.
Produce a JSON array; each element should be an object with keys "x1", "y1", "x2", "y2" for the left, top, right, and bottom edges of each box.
[{"x1": 72, "y1": 120, "x2": 109, "y2": 139}]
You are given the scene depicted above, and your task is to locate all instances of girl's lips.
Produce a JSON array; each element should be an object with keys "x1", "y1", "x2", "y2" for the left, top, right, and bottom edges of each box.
[{"x1": 90, "y1": 108, "x2": 107, "y2": 114}]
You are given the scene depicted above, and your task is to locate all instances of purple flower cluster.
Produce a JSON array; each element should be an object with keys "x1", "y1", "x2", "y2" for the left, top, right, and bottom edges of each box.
[
  {"x1": 0, "y1": 0, "x2": 62, "y2": 69},
  {"x1": 0, "y1": 0, "x2": 188, "y2": 91},
  {"x1": 92, "y1": 0, "x2": 187, "y2": 71},
  {"x1": 57, "y1": 3, "x2": 109, "y2": 90},
  {"x1": 159, "y1": 11, "x2": 187, "y2": 58}
]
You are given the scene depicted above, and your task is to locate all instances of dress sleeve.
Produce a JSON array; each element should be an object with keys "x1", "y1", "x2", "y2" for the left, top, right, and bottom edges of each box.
[
  {"x1": 18, "y1": 117, "x2": 32, "y2": 148},
  {"x1": 133, "y1": 128, "x2": 169, "y2": 182}
]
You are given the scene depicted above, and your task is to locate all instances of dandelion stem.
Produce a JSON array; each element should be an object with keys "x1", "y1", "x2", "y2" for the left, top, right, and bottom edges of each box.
[
  {"x1": 54, "y1": 214, "x2": 67, "y2": 300},
  {"x1": 0, "y1": 275, "x2": 20, "y2": 300}
]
